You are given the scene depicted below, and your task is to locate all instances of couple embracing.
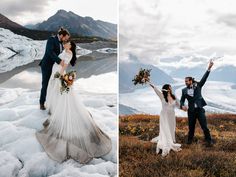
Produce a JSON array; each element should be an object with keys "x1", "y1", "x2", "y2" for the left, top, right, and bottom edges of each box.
[
  {"x1": 36, "y1": 28, "x2": 112, "y2": 163},
  {"x1": 148, "y1": 60, "x2": 214, "y2": 157}
]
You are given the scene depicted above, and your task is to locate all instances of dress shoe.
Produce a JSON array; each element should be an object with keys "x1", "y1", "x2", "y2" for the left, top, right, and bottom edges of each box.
[
  {"x1": 186, "y1": 139, "x2": 193, "y2": 145},
  {"x1": 40, "y1": 104, "x2": 46, "y2": 110},
  {"x1": 205, "y1": 140, "x2": 215, "y2": 147}
]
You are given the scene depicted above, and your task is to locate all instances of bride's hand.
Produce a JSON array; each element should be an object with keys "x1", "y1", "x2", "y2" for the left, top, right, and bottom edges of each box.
[
  {"x1": 60, "y1": 60, "x2": 65, "y2": 67},
  {"x1": 142, "y1": 77, "x2": 150, "y2": 83}
]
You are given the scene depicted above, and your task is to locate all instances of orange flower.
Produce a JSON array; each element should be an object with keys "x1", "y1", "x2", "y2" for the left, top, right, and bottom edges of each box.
[{"x1": 67, "y1": 80, "x2": 73, "y2": 86}]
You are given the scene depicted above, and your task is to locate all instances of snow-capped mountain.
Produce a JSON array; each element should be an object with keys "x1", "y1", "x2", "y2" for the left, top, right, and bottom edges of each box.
[
  {"x1": 119, "y1": 104, "x2": 139, "y2": 115},
  {"x1": 119, "y1": 53, "x2": 236, "y2": 115},
  {"x1": 120, "y1": 80, "x2": 236, "y2": 116},
  {"x1": 159, "y1": 54, "x2": 236, "y2": 83},
  {"x1": 165, "y1": 65, "x2": 236, "y2": 83}
]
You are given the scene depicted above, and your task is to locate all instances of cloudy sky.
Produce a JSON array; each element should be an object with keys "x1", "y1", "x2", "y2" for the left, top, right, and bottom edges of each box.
[
  {"x1": 119, "y1": 0, "x2": 236, "y2": 68},
  {"x1": 0, "y1": 0, "x2": 117, "y2": 25}
]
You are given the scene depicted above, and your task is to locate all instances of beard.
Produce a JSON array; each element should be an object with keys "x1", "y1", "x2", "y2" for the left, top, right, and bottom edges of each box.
[{"x1": 186, "y1": 83, "x2": 192, "y2": 88}]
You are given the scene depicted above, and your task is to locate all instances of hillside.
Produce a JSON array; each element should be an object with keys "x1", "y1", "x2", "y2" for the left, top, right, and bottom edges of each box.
[
  {"x1": 119, "y1": 114, "x2": 236, "y2": 177},
  {"x1": 119, "y1": 62, "x2": 174, "y2": 93},
  {"x1": 0, "y1": 13, "x2": 23, "y2": 29},
  {"x1": 0, "y1": 13, "x2": 113, "y2": 42}
]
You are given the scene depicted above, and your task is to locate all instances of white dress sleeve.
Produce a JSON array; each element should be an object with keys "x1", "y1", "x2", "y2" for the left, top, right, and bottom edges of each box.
[
  {"x1": 63, "y1": 52, "x2": 72, "y2": 65},
  {"x1": 149, "y1": 82, "x2": 164, "y2": 101}
]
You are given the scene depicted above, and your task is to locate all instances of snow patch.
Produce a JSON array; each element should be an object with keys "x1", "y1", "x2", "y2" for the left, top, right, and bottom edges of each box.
[{"x1": 0, "y1": 71, "x2": 117, "y2": 176}]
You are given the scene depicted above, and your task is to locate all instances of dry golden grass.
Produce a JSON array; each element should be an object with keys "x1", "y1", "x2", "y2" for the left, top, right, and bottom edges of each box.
[{"x1": 119, "y1": 114, "x2": 236, "y2": 177}]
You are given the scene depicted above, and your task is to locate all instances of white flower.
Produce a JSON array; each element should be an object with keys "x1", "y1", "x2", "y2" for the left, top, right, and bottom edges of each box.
[{"x1": 69, "y1": 76, "x2": 73, "y2": 80}]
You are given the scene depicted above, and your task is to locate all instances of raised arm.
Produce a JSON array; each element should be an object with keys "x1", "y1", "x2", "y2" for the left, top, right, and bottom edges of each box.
[
  {"x1": 198, "y1": 70, "x2": 210, "y2": 88},
  {"x1": 149, "y1": 82, "x2": 164, "y2": 101},
  {"x1": 199, "y1": 60, "x2": 214, "y2": 87},
  {"x1": 46, "y1": 37, "x2": 62, "y2": 65}
]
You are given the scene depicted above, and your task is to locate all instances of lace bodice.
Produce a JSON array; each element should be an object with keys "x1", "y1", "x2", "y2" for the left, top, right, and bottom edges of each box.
[
  {"x1": 58, "y1": 50, "x2": 72, "y2": 64},
  {"x1": 51, "y1": 50, "x2": 72, "y2": 75}
]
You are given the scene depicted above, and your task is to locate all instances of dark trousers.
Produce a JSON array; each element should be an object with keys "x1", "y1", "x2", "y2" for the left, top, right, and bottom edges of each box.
[
  {"x1": 187, "y1": 108, "x2": 212, "y2": 142},
  {"x1": 39, "y1": 67, "x2": 52, "y2": 105}
]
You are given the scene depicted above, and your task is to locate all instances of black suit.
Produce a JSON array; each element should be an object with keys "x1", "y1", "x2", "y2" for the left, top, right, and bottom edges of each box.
[
  {"x1": 180, "y1": 70, "x2": 212, "y2": 142},
  {"x1": 39, "y1": 35, "x2": 62, "y2": 105}
]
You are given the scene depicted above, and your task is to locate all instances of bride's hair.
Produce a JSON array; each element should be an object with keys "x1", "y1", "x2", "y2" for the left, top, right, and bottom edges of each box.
[
  {"x1": 162, "y1": 84, "x2": 176, "y2": 103},
  {"x1": 69, "y1": 41, "x2": 77, "y2": 66}
]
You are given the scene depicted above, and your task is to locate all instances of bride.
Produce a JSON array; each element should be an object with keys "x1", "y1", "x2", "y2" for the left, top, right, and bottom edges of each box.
[
  {"x1": 147, "y1": 80, "x2": 183, "y2": 157},
  {"x1": 36, "y1": 41, "x2": 112, "y2": 164}
]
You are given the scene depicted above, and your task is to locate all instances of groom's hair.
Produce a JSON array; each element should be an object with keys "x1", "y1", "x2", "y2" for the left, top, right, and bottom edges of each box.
[
  {"x1": 185, "y1": 77, "x2": 196, "y2": 83},
  {"x1": 58, "y1": 27, "x2": 70, "y2": 36},
  {"x1": 185, "y1": 77, "x2": 193, "y2": 81}
]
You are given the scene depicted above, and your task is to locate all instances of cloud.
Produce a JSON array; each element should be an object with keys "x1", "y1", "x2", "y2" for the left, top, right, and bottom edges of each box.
[
  {"x1": 217, "y1": 14, "x2": 236, "y2": 28},
  {"x1": 119, "y1": 0, "x2": 236, "y2": 69},
  {"x1": 0, "y1": 0, "x2": 117, "y2": 25},
  {"x1": 119, "y1": 0, "x2": 169, "y2": 64},
  {"x1": 0, "y1": 0, "x2": 52, "y2": 17}
]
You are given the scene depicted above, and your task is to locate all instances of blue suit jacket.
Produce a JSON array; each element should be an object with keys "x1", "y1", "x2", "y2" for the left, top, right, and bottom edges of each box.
[
  {"x1": 180, "y1": 70, "x2": 210, "y2": 112},
  {"x1": 39, "y1": 36, "x2": 62, "y2": 70}
]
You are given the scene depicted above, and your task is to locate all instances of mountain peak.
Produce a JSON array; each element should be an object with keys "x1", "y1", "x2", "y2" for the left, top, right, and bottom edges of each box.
[{"x1": 56, "y1": 9, "x2": 67, "y2": 14}]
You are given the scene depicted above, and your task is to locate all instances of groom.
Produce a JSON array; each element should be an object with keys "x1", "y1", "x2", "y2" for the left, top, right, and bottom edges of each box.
[
  {"x1": 180, "y1": 60, "x2": 214, "y2": 147},
  {"x1": 39, "y1": 28, "x2": 70, "y2": 110}
]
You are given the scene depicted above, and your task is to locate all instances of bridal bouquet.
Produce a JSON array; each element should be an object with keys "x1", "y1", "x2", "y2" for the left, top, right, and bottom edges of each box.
[
  {"x1": 132, "y1": 68, "x2": 151, "y2": 85},
  {"x1": 54, "y1": 71, "x2": 77, "y2": 94}
]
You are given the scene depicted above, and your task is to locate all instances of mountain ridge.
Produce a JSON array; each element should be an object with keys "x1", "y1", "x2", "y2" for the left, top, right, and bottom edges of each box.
[
  {"x1": 0, "y1": 13, "x2": 113, "y2": 42},
  {"x1": 28, "y1": 9, "x2": 117, "y2": 39},
  {"x1": 0, "y1": 13, "x2": 24, "y2": 29}
]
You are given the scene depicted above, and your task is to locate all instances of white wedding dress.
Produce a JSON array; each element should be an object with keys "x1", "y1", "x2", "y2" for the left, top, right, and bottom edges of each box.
[
  {"x1": 149, "y1": 83, "x2": 181, "y2": 156},
  {"x1": 36, "y1": 50, "x2": 112, "y2": 163}
]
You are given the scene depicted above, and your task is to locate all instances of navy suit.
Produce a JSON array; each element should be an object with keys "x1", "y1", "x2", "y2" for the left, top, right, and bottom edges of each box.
[
  {"x1": 39, "y1": 36, "x2": 62, "y2": 105},
  {"x1": 180, "y1": 70, "x2": 212, "y2": 142}
]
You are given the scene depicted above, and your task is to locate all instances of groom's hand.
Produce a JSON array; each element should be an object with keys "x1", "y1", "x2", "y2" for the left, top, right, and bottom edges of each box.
[
  {"x1": 182, "y1": 106, "x2": 188, "y2": 112},
  {"x1": 208, "y1": 59, "x2": 214, "y2": 70}
]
